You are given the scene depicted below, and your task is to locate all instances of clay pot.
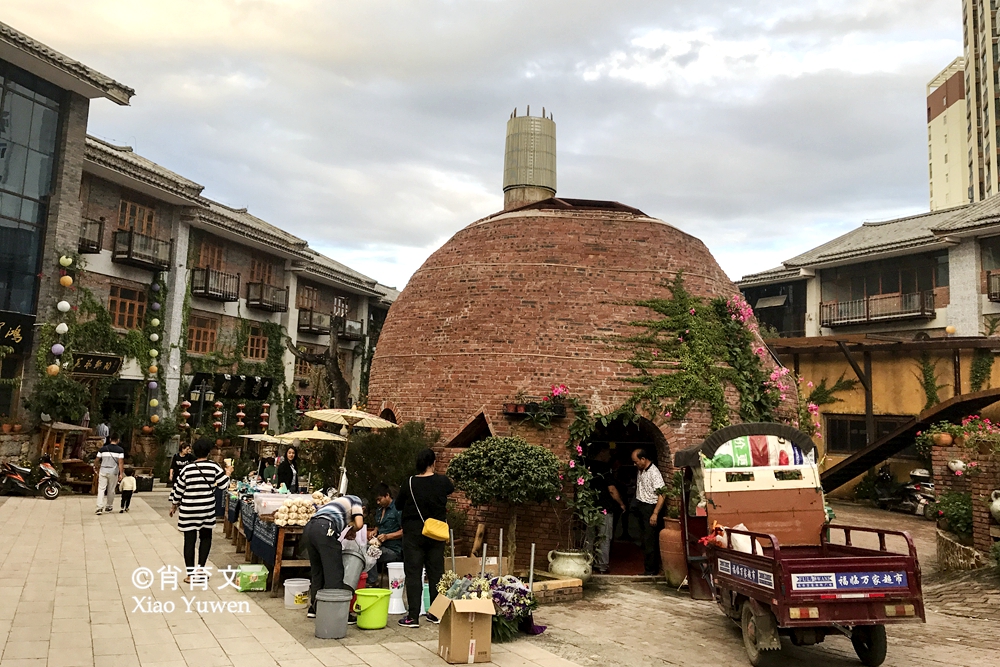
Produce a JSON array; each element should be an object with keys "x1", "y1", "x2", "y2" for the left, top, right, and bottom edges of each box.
[
  {"x1": 141, "y1": 425, "x2": 153, "y2": 434},
  {"x1": 954, "y1": 435, "x2": 966, "y2": 448},
  {"x1": 932, "y1": 433, "x2": 953, "y2": 446},
  {"x1": 1, "y1": 424, "x2": 11, "y2": 434},
  {"x1": 547, "y1": 550, "x2": 593, "y2": 582},
  {"x1": 659, "y1": 519, "x2": 687, "y2": 587},
  {"x1": 12, "y1": 424, "x2": 21, "y2": 433}
]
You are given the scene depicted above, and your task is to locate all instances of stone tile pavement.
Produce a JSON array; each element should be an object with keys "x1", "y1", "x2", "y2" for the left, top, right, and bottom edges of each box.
[{"x1": 0, "y1": 495, "x2": 580, "y2": 667}]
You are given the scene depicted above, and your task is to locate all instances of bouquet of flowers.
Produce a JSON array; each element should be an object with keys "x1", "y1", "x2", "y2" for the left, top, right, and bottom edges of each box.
[{"x1": 489, "y1": 575, "x2": 539, "y2": 642}]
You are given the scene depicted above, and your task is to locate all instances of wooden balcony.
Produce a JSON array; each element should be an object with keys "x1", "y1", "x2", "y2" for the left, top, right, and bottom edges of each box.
[
  {"x1": 337, "y1": 318, "x2": 364, "y2": 340},
  {"x1": 191, "y1": 268, "x2": 240, "y2": 302},
  {"x1": 298, "y1": 309, "x2": 331, "y2": 335},
  {"x1": 78, "y1": 219, "x2": 103, "y2": 254},
  {"x1": 820, "y1": 291, "x2": 936, "y2": 328},
  {"x1": 112, "y1": 230, "x2": 171, "y2": 271},
  {"x1": 246, "y1": 282, "x2": 288, "y2": 312}
]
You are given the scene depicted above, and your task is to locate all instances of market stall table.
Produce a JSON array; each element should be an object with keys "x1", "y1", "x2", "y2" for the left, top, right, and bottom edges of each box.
[{"x1": 233, "y1": 493, "x2": 313, "y2": 595}]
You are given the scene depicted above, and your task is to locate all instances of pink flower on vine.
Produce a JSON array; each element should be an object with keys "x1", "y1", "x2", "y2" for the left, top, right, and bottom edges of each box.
[
  {"x1": 652, "y1": 350, "x2": 658, "y2": 357},
  {"x1": 577, "y1": 477, "x2": 585, "y2": 486},
  {"x1": 555, "y1": 495, "x2": 561, "y2": 501},
  {"x1": 689, "y1": 308, "x2": 696, "y2": 315},
  {"x1": 558, "y1": 474, "x2": 563, "y2": 480},
  {"x1": 602, "y1": 509, "x2": 608, "y2": 515},
  {"x1": 970, "y1": 461, "x2": 978, "y2": 468},
  {"x1": 807, "y1": 381, "x2": 814, "y2": 388},
  {"x1": 576, "y1": 445, "x2": 583, "y2": 455},
  {"x1": 569, "y1": 460, "x2": 576, "y2": 468},
  {"x1": 955, "y1": 469, "x2": 964, "y2": 476},
  {"x1": 664, "y1": 411, "x2": 672, "y2": 419}
]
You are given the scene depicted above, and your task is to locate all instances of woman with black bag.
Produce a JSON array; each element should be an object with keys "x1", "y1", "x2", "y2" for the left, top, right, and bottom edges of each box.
[
  {"x1": 169, "y1": 438, "x2": 233, "y2": 582},
  {"x1": 393, "y1": 448, "x2": 454, "y2": 628}
]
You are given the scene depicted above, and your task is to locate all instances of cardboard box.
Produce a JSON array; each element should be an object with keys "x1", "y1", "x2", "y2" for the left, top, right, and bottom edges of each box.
[
  {"x1": 449, "y1": 556, "x2": 511, "y2": 578},
  {"x1": 428, "y1": 594, "x2": 496, "y2": 664},
  {"x1": 237, "y1": 564, "x2": 269, "y2": 592}
]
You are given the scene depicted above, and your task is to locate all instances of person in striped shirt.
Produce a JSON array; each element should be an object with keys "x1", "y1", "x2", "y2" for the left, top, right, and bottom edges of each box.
[
  {"x1": 168, "y1": 438, "x2": 232, "y2": 581},
  {"x1": 304, "y1": 494, "x2": 364, "y2": 618},
  {"x1": 93, "y1": 434, "x2": 124, "y2": 515}
]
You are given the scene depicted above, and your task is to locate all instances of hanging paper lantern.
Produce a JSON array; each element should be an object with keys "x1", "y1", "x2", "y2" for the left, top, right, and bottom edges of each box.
[
  {"x1": 180, "y1": 400, "x2": 191, "y2": 409},
  {"x1": 59, "y1": 275, "x2": 73, "y2": 287},
  {"x1": 46, "y1": 364, "x2": 60, "y2": 376},
  {"x1": 57, "y1": 300, "x2": 71, "y2": 313},
  {"x1": 262, "y1": 403, "x2": 271, "y2": 410},
  {"x1": 148, "y1": 364, "x2": 158, "y2": 374},
  {"x1": 150, "y1": 318, "x2": 160, "y2": 327},
  {"x1": 149, "y1": 399, "x2": 159, "y2": 408},
  {"x1": 55, "y1": 322, "x2": 69, "y2": 335},
  {"x1": 181, "y1": 411, "x2": 192, "y2": 420},
  {"x1": 148, "y1": 381, "x2": 158, "y2": 390},
  {"x1": 236, "y1": 410, "x2": 246, "y2": 419},
  {"x1": 150, "y1": 414, "x2": 160, "y2": 424},
  {"x1": 214, "y1": 400, "x2": 224, "y2": 409},
  {"x1": 151, "y1": 283, "x2": 161, "y2": 293},
  {"x1": 149, "y1": 349, "x2": 158, "y2": 358},
  {"x1": 236, "y1": 421, "x2": 245, "y2": 427},
  {"x1": 260, "y1": 422, "x2": 269, "y2": 431},
  {"x1": 149, "y1": 333, "x2": 159, "y2": 343},
  {"x1": 51, "y1": 343, "x2": 64, "y2": 356},
  {"x1": 59, "y1": 256, "x2": 73, "y2": 267},
  {"x1": 151, "y1": 302, "x2": 161, "y2": 311},
  {"x1": 142, "y1": 425, "x2": 153, "y2": 434},
  {"x1": 213, "y1": 421, "x2": 222, "y2": 430},
  {"x1": 179, "y1": 422, "x2": 189, "y2": 429}
]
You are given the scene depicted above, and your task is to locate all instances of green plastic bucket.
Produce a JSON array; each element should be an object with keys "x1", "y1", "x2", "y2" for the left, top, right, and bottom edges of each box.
[{"x1": 353, "y1": 588, "x2": 391, "y2": 630}]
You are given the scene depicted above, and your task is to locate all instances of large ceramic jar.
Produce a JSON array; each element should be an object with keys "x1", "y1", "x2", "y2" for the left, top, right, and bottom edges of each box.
[
  {"x1": 990, "y1": 491, "x2": 1000, "y2": 524},
  {"x1": 547, "y1": 550, "x2": 593, "y2": 582}
]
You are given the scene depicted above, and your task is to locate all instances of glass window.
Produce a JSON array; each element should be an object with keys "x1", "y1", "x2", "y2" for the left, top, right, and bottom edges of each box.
[
  {"x1": 0, "y1": 219, "x2": 41, "y2": 313},
  {"x1": 983, "y1": 236, "x2": 1000, "y2": 271},
  {"x1": 108, "y1": 285, "x2": 147, "y2": 330},
  {"x1": 118, "y1": 199, "x2": 156, "y2": 235},
  {"x1": 332, "y1": 294, "x2": 349, "y2": 318},
  {"x1": 250, "y1": 258, "x2": 274, "y2": 285},
  {"x1": 187, "y1": 315, "x2": 217, "y2": 354},
  {"x1": 297, "y1": 285, "x2": 318, "y2": 310},
  {"x1": 199, "y1": 241, "x2": 224, "y2": 271},
  {"x1": 244, "y1": 325, "x2": 267, "y2": 360},
  {"x1": 295, "y1": 346, "x2": 314, "y2": 377},
  {"x1": 936, "y1": 253, "x2": 949, "y2": 286}
]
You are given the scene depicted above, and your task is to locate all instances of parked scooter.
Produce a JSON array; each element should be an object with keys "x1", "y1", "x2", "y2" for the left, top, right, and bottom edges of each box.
[
  {"x1": 0, "y1": 454, "x2": 61, "y2": 499},
  {"x1": 874, "y1": 464, "x2": 935, "y2": 516}
]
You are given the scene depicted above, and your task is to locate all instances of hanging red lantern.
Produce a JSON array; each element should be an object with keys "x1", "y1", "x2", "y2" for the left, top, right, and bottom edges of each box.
[
  {"x1": 181, "y1": 411, "x2": 192, "y2": 420},
  {"x1": 213, "y1": 421, "x2": 222, "y2": 430},
  {"x1": 214, "y1": 400, "x2": 224, "y2": 409},
  {"x1": 180, "y1": 400, "x2": 192, "y2": 409}
]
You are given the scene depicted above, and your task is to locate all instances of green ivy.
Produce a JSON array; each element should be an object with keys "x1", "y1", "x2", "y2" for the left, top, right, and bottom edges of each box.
[
  {"x1": 970, "y1": 349, "x2": 994, "y2": 393},
  {"x1": 917, "y1": 353, "x2": 945, "y2": 410},
  {"x1": 938, "y1": 491, "x2": 973, "y2": 538}
]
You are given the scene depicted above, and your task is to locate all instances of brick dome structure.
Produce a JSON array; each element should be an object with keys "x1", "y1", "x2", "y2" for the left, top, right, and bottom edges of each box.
[{"x1": 366, "y1": 196, "x2": 790, "y2": 570}]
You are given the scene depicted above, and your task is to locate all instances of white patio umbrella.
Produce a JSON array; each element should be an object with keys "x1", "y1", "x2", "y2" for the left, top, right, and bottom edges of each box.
[
  {"x1": 304, "y1": 408, "x2": 399, "y2": 493},
  {"x1": 274, "y1": 427, "x2": 347, "y2": 443}
]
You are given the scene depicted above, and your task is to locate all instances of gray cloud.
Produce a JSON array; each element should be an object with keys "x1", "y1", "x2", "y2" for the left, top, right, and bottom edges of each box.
[{"x1": 6, "y1": 0, "x2": 961, "y2": 286}]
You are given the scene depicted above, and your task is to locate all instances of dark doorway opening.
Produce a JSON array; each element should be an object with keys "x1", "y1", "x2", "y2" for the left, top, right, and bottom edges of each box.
[
  {"x1": 101, "y1": 379, "x2": 141, "y2": 453},
  {"x1": 584, "y1": 416, "x2": 669, "y2": 575}
]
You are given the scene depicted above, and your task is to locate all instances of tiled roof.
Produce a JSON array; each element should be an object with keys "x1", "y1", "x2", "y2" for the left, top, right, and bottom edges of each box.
[
  {"x1": 196, "y1": 199, "x2": 310, "y2": 254},
  {"x1": 299, "y1": 249, "x2": 383, "y2": 296},
  {"x1": 374, "y1": 283, "x2": 400, "y2": 306},
  {"x1": 737, "y1": 266, "x2": 803, "y2": 288},
  {"x1": 0, "y1": 21, "x2": 133, "y2": 105},
  {"x1": 926, "y1": 195, "x2": 1000, "y2": 234},
  {"x1": 85, "y1": 137, "x2": 204, "y2": 202}
]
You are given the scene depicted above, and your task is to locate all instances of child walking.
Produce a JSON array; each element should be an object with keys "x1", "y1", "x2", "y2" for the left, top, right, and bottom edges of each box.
[{"x1": 119, "y1": 467, "x2": 136, "y2": 513}]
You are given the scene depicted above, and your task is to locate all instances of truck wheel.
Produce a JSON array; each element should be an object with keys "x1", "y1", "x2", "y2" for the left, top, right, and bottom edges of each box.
[
  {"x1": 851, "y1": 625, "x2": 887, "y2": 667},
  {"x1": 741, "y1": 601, "x2": 778, "y2": 666}
]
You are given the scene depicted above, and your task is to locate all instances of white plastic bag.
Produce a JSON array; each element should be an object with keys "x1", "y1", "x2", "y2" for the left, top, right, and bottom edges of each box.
[{"x1": 728, "y1": 523, "x2": 763, "y2": 555}]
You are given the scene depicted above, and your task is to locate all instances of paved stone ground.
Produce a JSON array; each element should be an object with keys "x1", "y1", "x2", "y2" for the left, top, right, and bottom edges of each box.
[
  {"x1": 8, "y1": 488, "x2": 999, "y2": 667},
  {"x1": 0, "y1": 493, "x2": 579, "y2": 667}
]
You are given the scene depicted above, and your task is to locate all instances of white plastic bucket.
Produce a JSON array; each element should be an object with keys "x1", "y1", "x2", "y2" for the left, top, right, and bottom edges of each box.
[
  {"x1": 284, "y1": 578, "x2": 311, "y2": 610},
  {"x1": 387, "y1": 562, "x2": 406, "y2": 615}
]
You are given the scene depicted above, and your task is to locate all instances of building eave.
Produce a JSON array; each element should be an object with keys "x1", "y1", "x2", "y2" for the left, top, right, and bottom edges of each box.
[{"x1": 0, "y1": 22, "x2": 133, "y2": 105}]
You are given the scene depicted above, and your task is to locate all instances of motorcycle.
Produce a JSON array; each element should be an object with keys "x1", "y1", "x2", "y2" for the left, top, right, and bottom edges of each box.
[
  {"x1": 0, "y1": 454, "x2": 61, "y2": 499},
  {"x1": 874, "y1": 464, "x2": 935, "y2": 517}
]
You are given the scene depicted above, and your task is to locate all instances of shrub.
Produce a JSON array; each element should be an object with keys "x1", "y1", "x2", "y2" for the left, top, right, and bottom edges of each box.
[
  {"x1": 327, "y1": 421, "x2": 440, "y2": 500},
  {"x1": 853, "y1": 469, "x2": 879, "y2": 502},
  {"x1": 937, "y1": 491, "x2": 974, "y2": 538},
  {"x1": 448, "y1": 436, "x2": 562, "y2": 566}
]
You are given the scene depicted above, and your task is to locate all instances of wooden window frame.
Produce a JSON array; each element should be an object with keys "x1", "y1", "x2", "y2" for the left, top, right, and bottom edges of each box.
[
  {"x1": 244, "y1": 325, "x2": 267, "y2": 361},
  {"x1": 295, "y1": 346, "x2": 313, "y2": 378},
  {"x1": 187, "y1": 315, "x2": 218, "y2": 355},
  {"x1": 108, "y1": 285, "x2": 147, "y2": 330},
  {"x1": 297, "y1": 284, "x2": 319, "y2": 311},
  {"x1": 118, "y1": 199, "x2": 157, "y2": 235},
  {"x1": 250, "y1": 259, "x2": 274, "y2": 286},
  {"x1": 199, "y1": 240, "x2": 225, "y2": 271},
  {"x1": 332, "y1": 294, "x2": 349, "y2": 318}
]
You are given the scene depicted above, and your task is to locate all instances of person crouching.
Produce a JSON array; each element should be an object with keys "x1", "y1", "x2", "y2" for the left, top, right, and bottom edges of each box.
[{"x1": 304, "y1": 493, "x2": 364, "y2": 619}]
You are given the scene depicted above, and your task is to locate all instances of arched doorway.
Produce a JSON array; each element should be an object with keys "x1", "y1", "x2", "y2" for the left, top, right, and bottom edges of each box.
[
  {"x1": 583, "y1": 416, "x2": 669, "y2": 575},
  {"x1": 379, "y1": 408, "x2": 397, "y2": 424}
]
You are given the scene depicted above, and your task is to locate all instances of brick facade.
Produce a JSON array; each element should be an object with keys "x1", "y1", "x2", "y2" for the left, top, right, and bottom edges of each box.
[
  {"x1": 932, "y1": 442, "x2": 1000, "y2": 553},
  {"x1": 368, "y1": 205, "x2": 796, "y2": 569}
]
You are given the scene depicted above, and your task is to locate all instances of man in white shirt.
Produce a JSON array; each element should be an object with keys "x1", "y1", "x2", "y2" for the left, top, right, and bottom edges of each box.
[{"x1": 631, "y1": 448, "x2": 666, "y2": 576}]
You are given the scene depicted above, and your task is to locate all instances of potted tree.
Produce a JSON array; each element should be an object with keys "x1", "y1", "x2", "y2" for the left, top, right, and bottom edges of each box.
[{"x1": 448, "y1": 436, "x2": 561, "y2": 571}]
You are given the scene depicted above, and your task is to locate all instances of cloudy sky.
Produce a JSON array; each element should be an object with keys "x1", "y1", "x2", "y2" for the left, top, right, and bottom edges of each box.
[{"x1": 7, "y1": 0, "x2": 963, "y2": 289}]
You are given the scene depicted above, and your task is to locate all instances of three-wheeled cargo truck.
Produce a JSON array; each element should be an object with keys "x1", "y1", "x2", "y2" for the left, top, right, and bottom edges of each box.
[{"x1": 670, "y1": 423, "x2": 925, "y2": 666}]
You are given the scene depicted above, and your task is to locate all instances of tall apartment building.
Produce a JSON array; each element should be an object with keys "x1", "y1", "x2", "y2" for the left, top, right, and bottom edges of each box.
[
  {"x1": 928, "y1": 58, "x2": 969, "y2": 210},
  {"x1": 963, "y1": 0, "x2": 1000, "y2": 202}
]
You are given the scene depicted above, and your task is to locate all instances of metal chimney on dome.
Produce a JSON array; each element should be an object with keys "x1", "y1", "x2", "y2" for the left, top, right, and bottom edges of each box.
[{"x1": 502, "y1": 107, "x2": 556, "y2": 210}]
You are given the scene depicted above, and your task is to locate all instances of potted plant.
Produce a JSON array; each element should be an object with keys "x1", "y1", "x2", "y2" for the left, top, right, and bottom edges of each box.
[
  {"x1": 657, "y1": 471, "x2": 685, "y2": 586},
  {"x1": 448, "y1": 436, "x2": 561, "y2": 571},
  {"x1": 1, "y1": 415, "x2": 11, "y2": 434},
  {"x1": 12, "y1": 422, "x2": 22, "y2": 433}
]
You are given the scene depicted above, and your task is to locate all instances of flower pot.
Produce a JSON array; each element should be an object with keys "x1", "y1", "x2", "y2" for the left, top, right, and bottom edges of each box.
[
  {"x1": 659, "y1": 519, "x2": 686, "y2": 587},
  {"x1": 932, "y1": 433, "x2": 953, "y2": 446},
  {"x1": 503, "y1": 403, "x2": 517, "y2": 414},
  {"x1": 954, "y1": 435, "x2": 966, "y2": 448},
  {"x1": 12, "y1": 424, "x2": 21, "y2": 433},
  {"x1": 1, "y1": 424, "x2": 10, "y2": 434},
  {"x1": 516, "y1": 404, "x2": 526, "y2": 413},
  {"x1": 547, "y1": 549, "x2": 593, "y2": 582}
]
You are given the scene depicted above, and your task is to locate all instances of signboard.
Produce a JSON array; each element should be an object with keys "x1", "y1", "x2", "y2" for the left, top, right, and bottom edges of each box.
[
  {"x1": 0, "y1": 310, "x2": 35, "y2": 354},
  {"x1": 71, "y1": 353, "x2": 124, "y2": 377},
  {"x1": 186, "y1": 373, "x2": 275, "y2": 401},
  {"x1": 791, "y1": 571, "x2": 908, "y2": 591},
  {"x1": 718, "y1": 558, "x2": 773, "y2": 589}
]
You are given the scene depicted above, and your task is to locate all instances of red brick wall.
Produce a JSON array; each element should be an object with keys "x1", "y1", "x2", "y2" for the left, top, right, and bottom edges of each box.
[
  {"x1": 368, "y1": 206, "x2": 797, "y2": 570},
  {"x1": 932, "y1": 443, "x2": 1000, "y2": 553}
]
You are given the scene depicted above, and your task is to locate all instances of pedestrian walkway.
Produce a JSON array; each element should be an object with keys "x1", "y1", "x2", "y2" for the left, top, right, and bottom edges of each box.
[{"x1": 0, "y1": 495, "x2": 580, "y2": 667}]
